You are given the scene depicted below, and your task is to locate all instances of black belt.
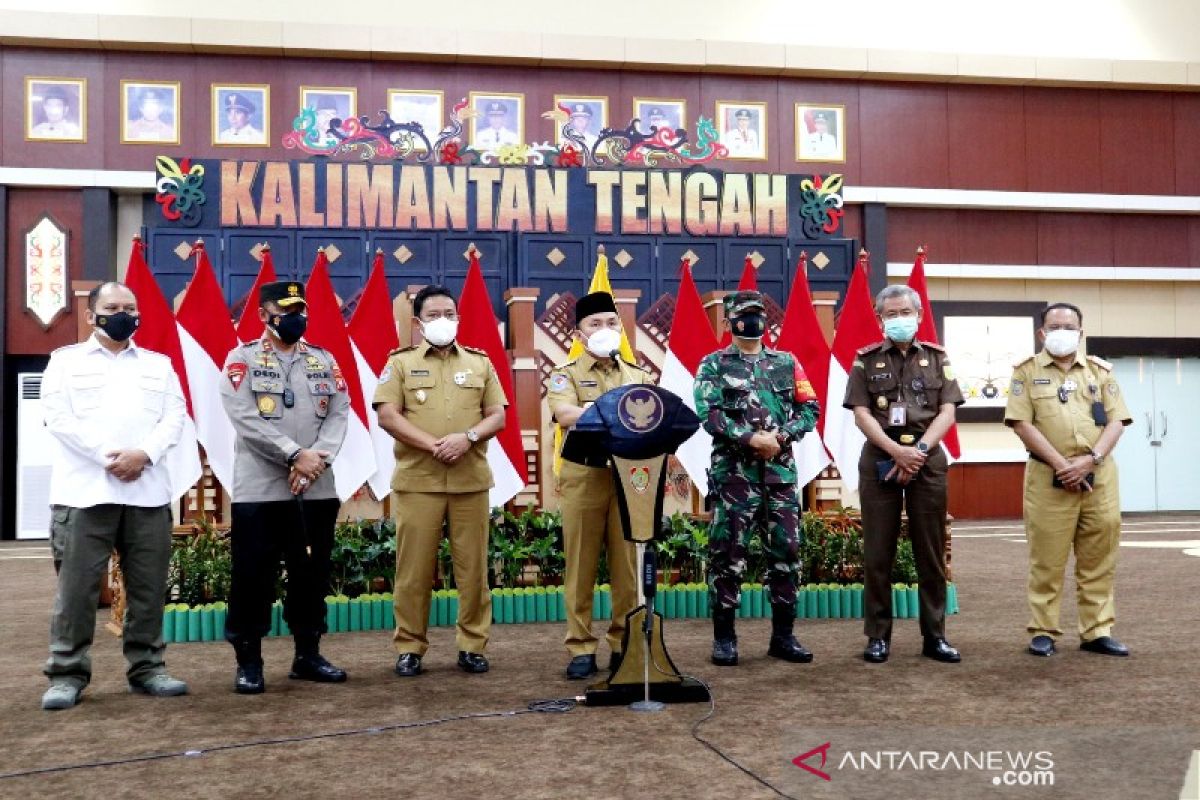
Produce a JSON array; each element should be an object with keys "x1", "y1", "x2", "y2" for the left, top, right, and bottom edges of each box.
[{"x1": 884, "y1": 429, "x2": 921, "y2": 445}]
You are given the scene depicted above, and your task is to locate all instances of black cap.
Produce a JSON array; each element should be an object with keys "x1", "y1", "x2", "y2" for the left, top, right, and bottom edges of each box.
[
  {"x1": 735, "y1": 109, "x2": 751, "y2": 120},
  {"x1": 42, "y1": 85, "x2": 69, "y2": 104},
  {"x1": 260, "y1": 281, "x2": 306, "y2": 309},
  {"x1": 575, "y1": 291, "x2": 618, "y2": 325},
  {"x1": 225, "y1": 92, "x2": 255, "y2": 114},
  {"x1": 570, "y1": 103, "x2": 592, "y2": 118}
]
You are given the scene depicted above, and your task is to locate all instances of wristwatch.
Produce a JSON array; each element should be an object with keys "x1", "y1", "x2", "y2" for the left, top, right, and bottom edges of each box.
[
  {"x1": 1091, "y1": 450, "x2": 1105, "y2": 465},
  {"x1": 465, "y1": 429, "x2": 480, "y2": 444},
  {"x1": 915, "y1": 442, "x2": 930, "y2": 454}
]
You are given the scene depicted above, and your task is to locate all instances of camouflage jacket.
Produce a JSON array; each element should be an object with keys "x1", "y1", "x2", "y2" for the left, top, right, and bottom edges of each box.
[{"x1": 694, "y1": 345, "x2": 819, "y2": 486}]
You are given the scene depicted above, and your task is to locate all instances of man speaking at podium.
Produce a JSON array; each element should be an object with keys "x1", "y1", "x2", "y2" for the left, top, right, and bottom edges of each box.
[
  {"x1": 695, "y1": 291, "x2": 819, "y2": 667},
  {"x1": 547, "y1": 292, "x2": 652, "y2": 680}
]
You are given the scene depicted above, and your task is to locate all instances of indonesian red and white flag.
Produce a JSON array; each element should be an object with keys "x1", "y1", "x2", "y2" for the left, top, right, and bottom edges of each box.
[
  {"x1": 122, "y1": 237, "x2": 202, "y2": 499},
  {"x1": 907, "y1": 246, "x2": 962, "y2": 460},
  {"x1": 456, "y1": 248, "x2": 526, "y2": 507},
  {"x1": 175, "y1": 241, "x2": 239, "y2": 491},
  {"x1": 824, "y1": 251, "x2": 883, "y2": 494},
  {"x1": 347, "y1": 250, "x2": 400, "y2": 500},
  {"x1": 660, "y1": 258, "x2": 721, "y2": 497},
  {"x1": 304, "y1": 251, "x2": 376, "y2": 501},
  {"x1": 775, "y1": 252, "x2": 833, "y2": 487},
  {"x1": 235, "y1": 245, "x2": 278, "y2": 343},
  {"x1": 720, "y1": 255, "x2": 775, "y2": 348}
]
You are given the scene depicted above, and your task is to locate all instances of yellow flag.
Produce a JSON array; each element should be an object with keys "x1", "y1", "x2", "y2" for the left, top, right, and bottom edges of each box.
[{"x1": 554, "y1": 250, "x2": 637, "y2": 474}]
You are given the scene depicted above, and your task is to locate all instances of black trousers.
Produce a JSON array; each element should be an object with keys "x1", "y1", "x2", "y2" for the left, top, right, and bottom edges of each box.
[
  {"x1": 858, "y1": 443, "x2": 949, "y2": 641},
  {"x1": 225, "y1": 498, "x2": 339, "y2": 657}
]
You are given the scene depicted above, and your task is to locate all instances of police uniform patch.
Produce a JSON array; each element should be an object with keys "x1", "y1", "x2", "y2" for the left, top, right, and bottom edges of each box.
[
  {"x1": 379, "y1": 364, "x2": 393, "y2": 384},
  {"x1": 876, "y1": 395, "x2": 888, "y2": 410},
  {"x1": 415, "y1": 389, "x2": 427, "y2": 403},
  {"x1": 257, "y1": 395, "x2": 276, "y2": 414},
  {"x1": 454, "y1": 371, "x2": 469, "y2": 386},
  {"x1": 304, "y1": 355, "x2": 323, "y2": 372},
  {"x1": 1105, "y1": 382, "x2": 1119, "y2": 397},
  {"x1": 226, "y1": 362, "x2": 248, "y2": 390},
  {"x1": 943, "y1": 364, "x2": 956, "y2": 381},
  {"x1": 549, "y1": 373, "x2": 568, "y2": 392},
  {"x1": 1011, "y1": 379, "x2": 1024, "y2": 396},
  {"x1": 919, "y1": 359, "x2": 929, "y2": 367},
  {"x1": 317, "y1": 397, "x2": 330, "y2": 414},
  {"x1": 332, "y1": 365, "x2": 346, "y2": 392}
]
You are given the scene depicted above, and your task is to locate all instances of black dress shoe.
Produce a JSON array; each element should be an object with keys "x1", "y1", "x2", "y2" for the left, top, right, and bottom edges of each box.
[
  {"x1": 1080, "y1": 636, "x2": 1129, "y2": 657},
  {"x1": 607, "y1": 651, "x2": 623, "y2": 673},
  {"x1": 566, "y1": 654, "x2": 598, "y2": 680},
  {"x1": 289, "y1": 654, "x2": 347, "y2": 683},
  {"x1": 458, "y1": 651, "x2": 490, "y2": 673},
  {"x1": 234, "y1": 663, "x2": 265, "y2": 694},
  {"x1": 394, "y1": 653, "x2": 422, "y2": 677},
  {"x1": 712, "y1": 637, "x2": 738, "y2": 666},
  {"x1": 1028, "y1": 635, "x2": 1056, "y2": 657},
  {"x1": 863, "y1": 638, "x2": 889, "y2": 663},
  {"x1": 768, "y1": 634, "x2": 814, "y2": 663},
  {"x1": 922, "y1": 637, "x2": 962, "y2": 663}
]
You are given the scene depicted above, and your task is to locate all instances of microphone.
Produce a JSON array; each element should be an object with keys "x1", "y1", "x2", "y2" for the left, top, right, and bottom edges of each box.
[{"x1": 642, "y1": 548, "x2": 657, "y2": 599}]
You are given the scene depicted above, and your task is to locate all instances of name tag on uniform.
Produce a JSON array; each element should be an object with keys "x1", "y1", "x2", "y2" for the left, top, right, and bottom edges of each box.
[
  {"x1": 1033, "y1": 378, "x2": 1051, "y2": 385},
  {"x1": 889, "y1": 404, "x2": 907, "y2": 426},
  {"x1": 410, "y1": 369, "x2": 430, "y2": 377},
  {"x1": 579, "y1": 380, "x2": 598, "y2": 387},
  {"x1": 869, "y1": 372, "x2": 893, "y2": 382}
]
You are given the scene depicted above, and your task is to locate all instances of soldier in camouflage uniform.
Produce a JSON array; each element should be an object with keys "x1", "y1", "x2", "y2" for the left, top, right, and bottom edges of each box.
[{"x1": 694, "y1": 290, "x2": 820, "y2": 667}]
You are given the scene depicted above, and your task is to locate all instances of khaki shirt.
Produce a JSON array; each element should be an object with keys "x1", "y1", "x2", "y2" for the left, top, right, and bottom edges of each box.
[
  {"x1": 1004, "y1": 350, "x2": 1132, "y2": 458},
  {"x1": 219, "y1": 337, "x2": 349, "y2": 503},
  {"x1": 547, "y1": 353, "x2": 652, "y2": 471},
  {"x1": 373, "y1": 341, "x2": 508, "y2": 493},
  {"x1": 843, "y1": 339, "x2": 965, "y2": 443}
]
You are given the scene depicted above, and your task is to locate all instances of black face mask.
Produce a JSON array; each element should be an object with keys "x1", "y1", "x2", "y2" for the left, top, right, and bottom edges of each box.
[
  {"x1": 95, "y1": 311, "x2": 140, "y2": 343},
  {"x1": 731, "y1": 313, "x2": 767, "y2": 340},
  {"x1": 270, "y1": 312, "x2": 307, "y2": 345}
]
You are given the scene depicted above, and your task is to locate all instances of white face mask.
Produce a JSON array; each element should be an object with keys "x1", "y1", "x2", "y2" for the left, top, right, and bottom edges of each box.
[
  {"x1": 422, "y1": 317, "x2": 458, "y2": 347},
  {"x1": 585, "y1": 328, "x2": 622, "y2": 358},
  {"x1": 1043, "y1": 329, "x2": 1080, "y2": 357}
]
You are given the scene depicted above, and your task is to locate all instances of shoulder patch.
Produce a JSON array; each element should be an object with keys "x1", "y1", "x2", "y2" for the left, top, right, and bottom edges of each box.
[
  {"x1": 1013, "y1": 355, "x2": 1036, "y2": 370},
  {"x1": 387, "y1": 345, "x2": 418, "y2": 357},
  {"x1": 459, "y1": 344, "x2": 488, "y2": 357},
  {"x1": 548, "y1": 373, "x2": 570, "y2": 393},
  {"x1": 1087, "y1": 355, "x2": 1113, "y2": 371},
  {"x1": 857, "y1": 341, "x2": 885, "y2": 356}
]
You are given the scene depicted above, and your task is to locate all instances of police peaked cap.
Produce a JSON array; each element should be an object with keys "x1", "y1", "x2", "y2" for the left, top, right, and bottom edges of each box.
[
  {"x1": 260, "y1": 281, "x2": 306, "y2": 308},
  {"x1": 575, "y1": 291, "x2": 618, "y2": 325}
]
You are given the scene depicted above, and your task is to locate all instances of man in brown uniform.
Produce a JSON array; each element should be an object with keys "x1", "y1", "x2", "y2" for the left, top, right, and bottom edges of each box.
[
  {"x1": 373, "y1": 285, "x2": 508, "y2": 677},
  {"x1": 547, "y1": 292, "x2": 649, "y2": 680},
  {"x1": 1005, "y1": 302, "x2": 1132, "y2": 658},
  {"x1": 844, "y1": 285, "x2": 963, "y2": 665}
]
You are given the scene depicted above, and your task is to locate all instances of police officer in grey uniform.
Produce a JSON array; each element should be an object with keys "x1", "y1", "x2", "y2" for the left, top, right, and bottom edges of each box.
[{"x1": 219, "y1": 281, "x2": 350, "y2": 694}]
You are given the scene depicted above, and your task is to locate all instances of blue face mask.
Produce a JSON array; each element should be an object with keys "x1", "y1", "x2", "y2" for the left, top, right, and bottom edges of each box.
[{"x1": 883, "y1": 316, "x2": 918, "y2": 343}]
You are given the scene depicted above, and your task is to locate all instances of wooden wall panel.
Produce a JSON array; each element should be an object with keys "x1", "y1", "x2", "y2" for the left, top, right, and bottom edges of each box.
[
  {"x1": 948, "y1": 462, "x2": 1024, "y2": 519},
  {"x1": 886, "y1": 207, "x2": 960, "y2": 264},
  {"x1": 946, "y1": 85, "x2": 1027, "y2": 191},
  {"x1": 1024, "y1": 88, "x2": 1101, "y2": 193},
  {"x1": 5, "y1": 189, "x2": 83, "y2": 355},
  {"x1": 1036, "y1": 213, "x2": 1113, "y2": 266},
  {"x1": 859, "y1": 82, "x2": 949, "y2": 189},
  {"x1": 1112, "y1": 215, "x2": 1190, "y2": 267},
  {"x1": 1190, "y1": 219, "x2": 1200, "y2": 268},
  {"x1": 1100, "y1": 91, "x2": 1175, "y2": 196},
  {"x1": 776, "y1": 77, "x2": 861, "y2": 185},
  {"x1": 955, "y1": 210, "x2": 1039, "y2": 264},
  {"x1": 1174, "y1": 94, "x2": 1200, "y2": 196},
  {"x1": 1, "y1": 48, "x2": 106, "y2": 169}
]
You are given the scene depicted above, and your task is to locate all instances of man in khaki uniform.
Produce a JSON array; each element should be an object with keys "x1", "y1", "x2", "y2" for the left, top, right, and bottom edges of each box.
[
  {"x1": 374, "y1": 285, "x2": 508, "y2": 677},
  {"x1": 1005, "y1": 302, "x2": 1132, "y2": 658},
  {"x1": 547, "y1": 292, "x2": 649, "y2": 680}
]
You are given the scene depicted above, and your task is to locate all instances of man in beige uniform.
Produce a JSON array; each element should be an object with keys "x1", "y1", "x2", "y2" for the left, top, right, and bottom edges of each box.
[
  {"x1": 1005, "y1": 302, "x2": 1132, "y2": 658},
  {"x1": 374, "y1": 285, "x2": 508, "y2": 677},
  {"x1": 547, "y1": 292, "x2": 649, "y2": 680}
]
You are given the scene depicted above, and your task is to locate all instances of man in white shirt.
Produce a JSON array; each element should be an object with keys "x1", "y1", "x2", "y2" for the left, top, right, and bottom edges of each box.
[
  {"x1": 804, "y1": 112, "x2": 840, "y2": 160},
  {"x1": 40, "y1": 282, "x2": 190, "y2": 710},
  {"x1": 218, "y1": 92, "x2": 262, "y2": 144},
  {"x1": 475, "y1": 101, "x2": 518, "y2": 149},
  {"x1": 30, "y1": 85, "x2": 82, "y2": 140},
  {"x1": 722, "y1": 108, "x2": 760, "y2": 158}
]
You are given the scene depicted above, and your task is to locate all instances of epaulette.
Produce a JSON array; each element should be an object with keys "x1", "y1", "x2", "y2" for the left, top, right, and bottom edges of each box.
[
  {"x1": 460, "y1": 344, "x2": 489, "y2": 357},
  {"x1": 856, "y1": 341, "x2": 885, "y2": 356},
  {"x1": 1087, "y1": 354, "x2": 1113, "y2": 371},
  {"x1": 919, "y1": 341, "x2": 945, "y2": 352},
  {"x1": 50, "y1": 341, "x2": 87, "y2": 355},
  {"x1": 387, "y1": 344, "x2": 418, "y2": 357},
  {"x1": 1013, "y1": 355, "x2": 1035, "y2": 369}
]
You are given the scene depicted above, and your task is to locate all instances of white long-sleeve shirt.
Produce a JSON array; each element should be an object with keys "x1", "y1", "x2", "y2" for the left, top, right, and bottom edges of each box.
[{"x1": 41, "y1": 335, "x2": 187, "y2": 508}]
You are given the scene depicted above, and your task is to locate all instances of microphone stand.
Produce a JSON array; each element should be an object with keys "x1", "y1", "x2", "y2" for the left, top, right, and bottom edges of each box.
[{"x1": 630, "y1": 545, "x2": 664, "y2": 713}]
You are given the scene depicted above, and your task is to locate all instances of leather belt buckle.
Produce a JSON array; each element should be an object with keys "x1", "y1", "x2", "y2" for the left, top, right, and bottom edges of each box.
[{"x1": 899, "y1": 434, "x2": 915, "y2": 445}]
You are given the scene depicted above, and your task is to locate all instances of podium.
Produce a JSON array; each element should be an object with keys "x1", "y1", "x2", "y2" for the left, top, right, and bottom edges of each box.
[{"x1": 561, "y1": 384, "x2": 710, "y2": 709}]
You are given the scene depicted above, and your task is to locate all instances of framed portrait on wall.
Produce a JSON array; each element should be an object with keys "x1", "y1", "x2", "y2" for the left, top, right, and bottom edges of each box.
[
  {"x1": 300, "y1": 86, "x2": 357, "y2": 145},
  {"x1": 936, "y1": 301, "x2": 1045, "y2": 422},
  {"x1": 469, "y1": 92, "x2": 524, "y2": 149},
  {"x1": 795, "y1": 103, "x2": 846, "y2": 163},
  {"x1": 25, "y1": 77, "x2": 86, "y2": 142},
  {"x1": 121, "y1": 80, "x2": 180, "y2": 145},
  {"x1": 716, "y1": 100, "x2": 767, "y2": 160},
  {"x1": 387, "y1": 89, "x2": 444, "y2": 150},
  {"x1": 212, "y1": 84, "x2": 269, "y2": 146},
  {"x1": 633, "y1": 98, "x2": 685, "y2": 137},
  {"x1": 554, "y1": 95, "x2": 608, "y2": 152}
]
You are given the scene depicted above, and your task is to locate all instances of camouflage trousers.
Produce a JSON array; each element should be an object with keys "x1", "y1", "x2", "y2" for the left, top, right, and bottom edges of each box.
[{"x1": 708, "y1": 481, "x2": 801, "y2": 612}]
